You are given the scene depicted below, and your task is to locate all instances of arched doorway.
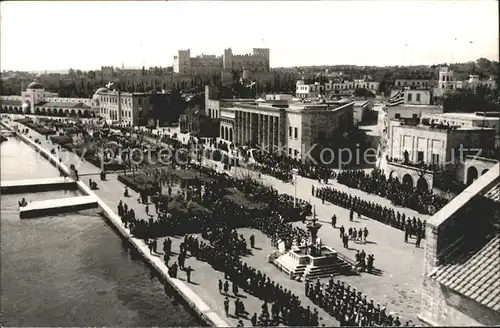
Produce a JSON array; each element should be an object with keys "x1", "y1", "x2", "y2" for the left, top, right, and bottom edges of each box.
[
  {"x1": 70, "y1": 109, "x2": 76, "y2": 116},
  {"x1": 229, "y1": 128, "x2": 233, "y2": 142},
  {"x1": 220, "y1": 126, "x2": 224, "y2": 139},
  {"x1": 402, "y1": 174, "x2": 413, "y2": 189},
  {"x1": 83, "y1": 110, "x2": 89, "y2": 118},
  {"x1": 417, "y1": 177, "x2": 429, "y2": 193},
  {"x1": 58, "y1": 109, "x2": 64, "y2": 116},
  {"x1": 77, "y1": 110, "x2": 82, "y2": 117},
  {"x1": 482, "y1": 169, "x2": 489, "y2": 175},
  {"x1": 8, "y1": 106, "x2": 13, "y2": 112},
  {"x1": 35, "y1": 108, "x2": 41, "y2": 115},
  {"x1": 389, "y1": 171, "x2": 398, "y2": 181},
  {"x1": 224, "y1": 127, "x2": 228, "y2": 141},
  {"x1": 467, "y1": 166, "x2": 478, "y2": 185},
  {"x1": 64, "y1": 109, "x2": 69, "y2": 116}
]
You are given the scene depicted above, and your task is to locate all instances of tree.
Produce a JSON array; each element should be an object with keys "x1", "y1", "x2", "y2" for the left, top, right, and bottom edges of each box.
[{"x1": 88, "y1": 70, "x2": 96, "y2": 79}]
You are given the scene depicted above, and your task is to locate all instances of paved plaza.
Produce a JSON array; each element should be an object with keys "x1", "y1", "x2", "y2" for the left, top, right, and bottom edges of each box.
[{"x1": 8, "y1": 119, "x2": 428, "y2": 324}]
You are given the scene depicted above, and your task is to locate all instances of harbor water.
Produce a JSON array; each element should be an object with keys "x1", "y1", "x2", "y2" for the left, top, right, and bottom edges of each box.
[{"x1": 0, "y1": 137, "x2": 204, "y2": 326}]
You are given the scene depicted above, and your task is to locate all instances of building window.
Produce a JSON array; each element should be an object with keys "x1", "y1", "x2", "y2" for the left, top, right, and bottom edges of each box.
[
  {"x1": 294, "y1": 127, "x2": 298, "y2": 139},
  {"x1": 407, "y1": 93, "x2": 412, "y2": 102},
  {"x1": 289, "y1": 126, "x2": 292, "y2": 137},
  {"x1": 412, "y1": 114, "x2": 418, "y2": 119},
  {"x1": 417, "y1": 151, "x2": 424, "y2": 162},
  {"x1": 416, "y1": 93, "x2": 421, "y2": 102},
  {"x1": 288, "y1": 148, "x2": 292, "y2": 155},
  {"x1": 432, "y1": 154, "x2": 439, "y2": 164},
  {"x1": 294, "y1": 149, "x2": 299, "y2": 157},
  {"x1": 395, "y1": 113, "x2": 401, "y2": 119}
]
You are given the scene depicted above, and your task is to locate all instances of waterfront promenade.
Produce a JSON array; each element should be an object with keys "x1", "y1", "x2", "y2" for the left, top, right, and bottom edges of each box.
[
  {"x1": 5, "y1": 118, "x2": 427, "y2": 325},
  {"x1": 4, "y1": 120, "x2": 338, "y2": 326}
]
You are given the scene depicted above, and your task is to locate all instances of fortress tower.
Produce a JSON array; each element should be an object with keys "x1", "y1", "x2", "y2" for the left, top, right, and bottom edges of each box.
[
  {"x1": 223, "y1": 48, "x2": 233, "y2": 71},
  {"x1": 173, "y1": 49, "x2": 192, "y2": 74}
]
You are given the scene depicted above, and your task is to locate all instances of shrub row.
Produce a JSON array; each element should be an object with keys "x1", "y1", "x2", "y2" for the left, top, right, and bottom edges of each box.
[
  {"x1": 16, "y1": 119, "x2": 56, "y2": 136},
  {"x1": 117, "y1": 173, "x2": 161, "y2": 194}
]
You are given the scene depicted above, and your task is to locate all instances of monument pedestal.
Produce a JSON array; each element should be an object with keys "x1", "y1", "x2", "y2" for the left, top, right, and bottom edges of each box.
[{"x1": 273, "y1": 244, "x2": 356, "y2": 281}]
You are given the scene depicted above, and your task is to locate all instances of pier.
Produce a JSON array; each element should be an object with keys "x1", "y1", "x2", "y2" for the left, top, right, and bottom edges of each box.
[
  {"x1": 1, "y1": 177, "x2": 78, "y2": 194},
  {"x1": 19, "y1": 195, "x2": 99, "y2": 219}
]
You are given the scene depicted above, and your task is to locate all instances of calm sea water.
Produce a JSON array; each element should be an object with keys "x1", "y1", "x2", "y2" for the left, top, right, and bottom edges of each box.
[{"x1": 0, "y1": 137, "x2": 204, "y2": 327}]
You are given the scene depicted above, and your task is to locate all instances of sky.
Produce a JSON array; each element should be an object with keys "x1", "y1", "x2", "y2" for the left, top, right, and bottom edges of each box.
[{"x1": 1, "y1": 1, "x2": 498, "y2": 72}]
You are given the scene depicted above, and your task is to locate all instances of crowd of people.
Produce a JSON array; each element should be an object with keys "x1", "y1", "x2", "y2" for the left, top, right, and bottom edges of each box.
[
  {"x1": 337, "y1": 169, "x2": 448, "y2": 215},
  {"x1": 316, "y1": 186, "x2": 427, "y2": 241},
  {"x1": 305, "y1": 277, "x2": 415, "y2": 326},
  {"x1": 13, "y1": 116, "x2": 422, "y2": 326},
  {"x1": 252, "y1": 150, "x2": 333, "y2": 183},
  {"x1": 186, "y1": 224, "x2": 322, "y2": 326}
]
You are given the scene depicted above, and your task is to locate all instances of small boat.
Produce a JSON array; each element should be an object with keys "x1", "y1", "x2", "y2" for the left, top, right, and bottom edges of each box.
[{"x1": 18, "y1": 198, "x2": 28, "y2": 207}]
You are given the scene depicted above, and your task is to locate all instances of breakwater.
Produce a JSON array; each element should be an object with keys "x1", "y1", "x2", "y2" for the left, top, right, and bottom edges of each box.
[{"x1": 1, "y1": 122, "x2": 229, "y2": 327}]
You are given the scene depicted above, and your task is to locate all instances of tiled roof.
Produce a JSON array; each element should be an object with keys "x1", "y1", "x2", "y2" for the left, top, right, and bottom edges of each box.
[
  {"x1": 0, "y1": 99, "x2": 22, "y2": 106},
  {"x1": 430, "y1": 236, "x2": 500, "y2": 313},
  {"x1": 35, "y1": 102, "x2": 91, "y2": 109},
  {"x1": 483, "y1": 181, "x2": 500, "y2": 202}
]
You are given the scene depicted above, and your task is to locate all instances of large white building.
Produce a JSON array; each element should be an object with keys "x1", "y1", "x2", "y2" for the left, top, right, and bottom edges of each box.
[
  {"x1": 0, "y1": 81, "x2": 153, "y2": 126},
  {"x1": 0, "y1": 81, "x2": 95, "y2": 117},
  {"x1": 387, "y1": 119, "x2": 497, "y2": 190},
  {"x1": 385, "y1": 89, "x2": 443, "y2": 140},
  {"x1": 93, "y1": 87, "x2": 152, "y2": 126},
  {"x1": 205, "y1": 85, "x2": 354, "y2": 161},
  {"x1": 173, "y1": 48, "x2": 270, "y2": 76}
]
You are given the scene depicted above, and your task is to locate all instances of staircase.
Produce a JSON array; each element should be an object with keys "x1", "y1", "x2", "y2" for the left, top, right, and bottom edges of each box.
[
  {"x1": 273, "y1": 249, "x2": 359, "y2": 281},
  {"x1": 303, "y1": 258, "x2": 356, "y2": 279},
  {"x1": 273, "y1": 253, "x2": 307, "y2": 279}
]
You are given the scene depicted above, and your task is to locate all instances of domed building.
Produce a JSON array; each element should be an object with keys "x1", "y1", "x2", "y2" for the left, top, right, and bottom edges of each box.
[
  {"x1": 0, "y1": 80, "x2": 95, "y2": 117},
  {"x1": 27, "y1": 81, "x2": 44, "y2": 90},
  {"x1": 1, "y1": 82, "x2": 154, "y2": 124}
]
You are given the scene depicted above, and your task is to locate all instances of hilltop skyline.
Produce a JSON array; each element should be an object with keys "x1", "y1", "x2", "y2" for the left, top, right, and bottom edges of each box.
[{"x1": 1, "y1": 1, "x2": 498, "y2": 72}]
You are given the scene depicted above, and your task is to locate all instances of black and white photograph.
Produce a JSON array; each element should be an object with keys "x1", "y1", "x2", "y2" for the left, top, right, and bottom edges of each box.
[{"x1": 0, "y1": 1, "x2": 499, "y2": 327}]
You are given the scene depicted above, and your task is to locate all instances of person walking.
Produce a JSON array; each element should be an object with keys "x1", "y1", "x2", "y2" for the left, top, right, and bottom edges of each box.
[{"x1": 224, "y1": 297, "x2": 229, "y2": 316}]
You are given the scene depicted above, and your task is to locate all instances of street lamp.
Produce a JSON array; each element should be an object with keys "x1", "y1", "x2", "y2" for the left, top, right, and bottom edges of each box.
[{"x1": 292, "y1": 168, "x2": 299, "y2": 207}]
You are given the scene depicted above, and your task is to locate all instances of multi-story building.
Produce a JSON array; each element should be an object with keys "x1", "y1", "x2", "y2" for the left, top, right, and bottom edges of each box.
[
  {"x1": 173, "y1": 48, "x2": 270, "y2": 75},
  {"x1": 0, "y1": 81, "x2": 95, "y2": 117},
  {"x1": 434, "y1": 67, "x2": 497, "y2": 97},
  {"x1": 93, "y1": 87, "x2": 152, "y2": 126},
  {"x1": 385, "y1": 89, "x2": 443, "y2": 140},
  {"x1": 205, "y1": 85, "x2": 354, "y2": 161},
  {"x1": 386, "y1": 119, "x2": 496, "y2": 190},
  {"x1": 419, "y1": 163, "x2": 499, "y2": 326},
  {"x1": 421, "y1": 112, "x2": 499, "y2": 130},
  {"x1": 295, "y1": 79, "x2": 379, "y2": 99},
  {"x1": 394, "y1": 79, "x2": 434, "y2": 88}
]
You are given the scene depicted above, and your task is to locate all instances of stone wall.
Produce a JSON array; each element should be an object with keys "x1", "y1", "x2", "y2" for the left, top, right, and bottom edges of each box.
[{"x1": 419, "y1": 200, "x2": 500, "y2": 326}]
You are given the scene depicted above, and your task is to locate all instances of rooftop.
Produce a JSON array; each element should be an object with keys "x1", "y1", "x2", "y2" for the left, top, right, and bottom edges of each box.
[
  {"x1": 0, "y1": 99, "x2": 22, "y2": 106},
  {"x1": 391, "y1": 120, "x2": 495, "y2": 132},
  {"x1": 427, "y1": 163, "x2": 500, "y2": 313},
  {"x1": 386, "y1": 104, "x2": 441, "y2": 109},
  {"x1": 229, "y1": 99, "x2": 354, "y2": 113},
  {"x1": 430, "y1": 236, "x2": 500, "y2": 313},
  {"x1": 35, "y1": 101, "x2": 91, "y2": 109},
  {"x1": 428, "y1": 112, "x2": 500, "y2": 121}
]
